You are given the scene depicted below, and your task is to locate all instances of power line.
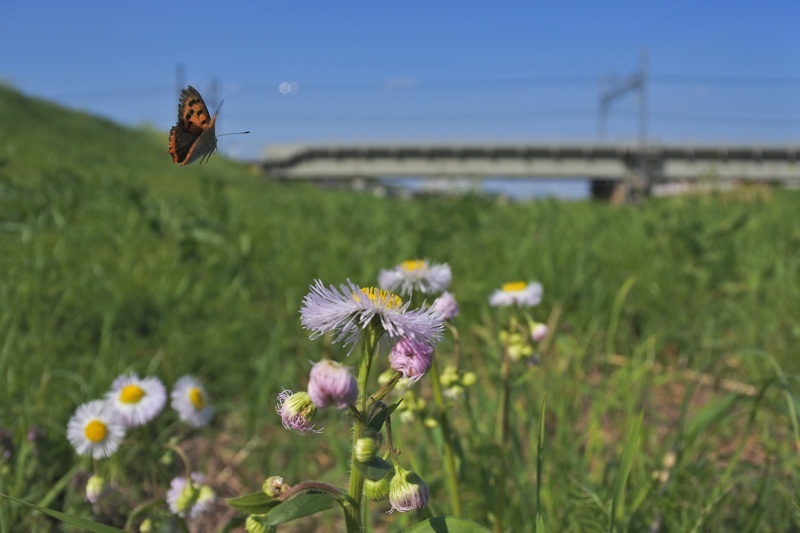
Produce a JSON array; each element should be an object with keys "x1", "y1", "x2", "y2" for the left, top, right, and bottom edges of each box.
[
  {"x1": 224, "y1": 108, "x2": 800, "y2": 129},
  {"x1": 53, "y1": 85, "x2": 170, "y2": 99},
  {"x1": 47, "y1": 71, "x2": 800, "y2": 101},
  {"x1": 651, "y1": 74, "x2": 800, "y2": 87},
  {"x1": 226, "y1": 108, "x2": 599, "y2": 124},
  {"x1": 238, "y1": 74, "x2": 600, "y2": 94}
]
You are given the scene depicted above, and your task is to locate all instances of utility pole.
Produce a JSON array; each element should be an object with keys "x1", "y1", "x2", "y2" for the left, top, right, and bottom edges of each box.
[
  {"x1": 638, "y1": 49, "x2": 648, "y2": 151},
  {"x1": 598, "y1": 50, "x2": 647, "y2": 142},
  {"x1": 597, "y1": 48, "x2": 649, "y2": 198}
]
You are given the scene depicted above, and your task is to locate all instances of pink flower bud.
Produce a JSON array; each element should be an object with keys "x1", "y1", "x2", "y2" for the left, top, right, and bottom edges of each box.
[{"x1": 307, "y1": 360, "x2": 358, "y2": 409}]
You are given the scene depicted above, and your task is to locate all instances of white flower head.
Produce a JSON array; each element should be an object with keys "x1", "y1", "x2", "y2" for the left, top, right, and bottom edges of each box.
[
  {"x1": 171, "y1": 376, "x2": 213, "y2": 428},
  {"x1": 378, "y1": 259, "x2": 452, "y2": 296},
  {"x1": 106, "y1": 374, "x2": 166, "y2": 427},
  {"x1": 489, "y1": 281, "x2": 543, "y2": 308},
  {"x1": 67, "y1": 400, "x2": 125, "y2": 459},
  {"x1": 300, "y1": 279, "x2": 444, "y2": 349}
]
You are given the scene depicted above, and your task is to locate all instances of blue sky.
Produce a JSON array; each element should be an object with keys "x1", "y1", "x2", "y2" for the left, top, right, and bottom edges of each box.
[{"x1": 2, "y1": 1, "x2": 799, "y2": 162}]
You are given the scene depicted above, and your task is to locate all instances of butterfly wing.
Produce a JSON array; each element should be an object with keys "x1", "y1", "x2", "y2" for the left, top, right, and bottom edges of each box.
[{"x1": 168, "y1": 85, "x2": 218, "y2": 166}]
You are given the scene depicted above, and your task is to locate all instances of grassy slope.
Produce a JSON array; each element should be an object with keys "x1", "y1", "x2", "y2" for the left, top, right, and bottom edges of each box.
[{"x1": 1, "y1": 84, "x2": 799, "y2": 530}]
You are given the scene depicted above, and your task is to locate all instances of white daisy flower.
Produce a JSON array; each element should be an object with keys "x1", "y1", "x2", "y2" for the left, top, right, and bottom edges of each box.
[
  {"x1": 171, "y1": 376, "x2": 213, "y2": 428},
  {"x1": 378, "y1": 259, "x2": 452, "y2": 296},
  {"x1": 300, "y1": 279, "x2": 444, "y2": 349},
  {"x1": 489, "y1": 281, "x2": 543, "y2": 308},
  {"x1": 106, "y1": 374, "x2": 166, "y2": 427},
  {"x1": 66, "y1": 400, "x2": 125, "y2": 459}
]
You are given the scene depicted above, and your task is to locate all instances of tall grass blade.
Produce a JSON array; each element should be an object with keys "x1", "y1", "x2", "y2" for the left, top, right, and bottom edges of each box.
[
  {"x1": 535, "y1": 398, "x2": 546, "y2": 532},
  {"x1": 608, "y1": 412, "x2": 642, "y2": 533},
  {"x1": 0, "y1": 493, "x2": 124, "y2": 533}
]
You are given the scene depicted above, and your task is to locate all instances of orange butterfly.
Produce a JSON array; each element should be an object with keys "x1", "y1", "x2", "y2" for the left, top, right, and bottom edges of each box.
[{"x1": 169, "y1": 85, "x2": 219, "y2": 166}]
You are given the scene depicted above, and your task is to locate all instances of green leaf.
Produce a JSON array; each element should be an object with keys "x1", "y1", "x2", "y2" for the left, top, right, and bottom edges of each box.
[
  {"x1": 609, "y1": 412, "x2": 642, "y2": 533},
  {"x1": 226, "y1": 491, "x2": 280, "y2": 514},
  {"x1": 355, "y1": 455, "x2": 393, "y2": 481},
  {"x1": 367, "y1": 399, "x2": 403, "y2": 433},
  {"x1": 254, "y1": 491, "x2": 335, "y2": 526},
  {"x1": 400, "y1": 516, "x2": 490, "y2": 532},
  {"x1": 0, "y1": 492, "x2": 124, "y2": 533}
]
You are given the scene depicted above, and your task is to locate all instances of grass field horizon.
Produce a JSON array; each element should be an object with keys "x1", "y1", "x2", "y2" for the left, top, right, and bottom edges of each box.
[{"x1": 1, "y1": 84, "x2": 799, "y2": 531}]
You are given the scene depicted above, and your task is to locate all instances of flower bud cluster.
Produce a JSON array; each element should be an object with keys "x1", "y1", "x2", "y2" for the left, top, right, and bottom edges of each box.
[
  {"x1": 439, "y1": 365, "x2": 478, "y2": 402},
  {"x1": 396, "y1": 390, "x2": 428, "y2": 424},
  {"x1": 499, "y1": 330, "x2": 535, "y2": 362}
]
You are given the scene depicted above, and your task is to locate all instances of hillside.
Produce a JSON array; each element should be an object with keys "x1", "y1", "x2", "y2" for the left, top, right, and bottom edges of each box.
[{"x1": 1, "y1": 84, "x2": 799, "y2": 530}]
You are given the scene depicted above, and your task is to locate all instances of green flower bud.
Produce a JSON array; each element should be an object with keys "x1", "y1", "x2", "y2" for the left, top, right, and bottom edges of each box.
[
  {"x1": 364, "y1": 472, "x2": 392, "y2": 501},
  {"x1": 444, "y1": 385, "x2": 465, "y2": 401},
  {"x1": 355, "y1": 437, "x2": 380, "y2": 464},
  {"x1": 245, "y1": 514, "x2": 270, "y2": 533},
  {"x1": 277, "y1": 390, "x2": 319, "y2": 433},
  {"x1": 461, "y1": 371, "x2": 477, "y2": 387},
  {"x1": 175, "y1": 481, "x2": 199, "y2": 515},
  {"x1": 388, "y1": 465, "x2": 429, "y2": 512},
  {"x1": 262, "y1": 475, "x2": 288, "y2": 497},
  {"x1": 508, "y1": 342, "x2": 532, "y2": 361},
  {"x1": 85, "y1": 474, "x2": 107, "y2": 504},
  {"x1": 198, "y1": 485, "x2": 216, "y2": 506},
  {"x1": 439, "y1": 365, "x2": 460, "y2": 387}
]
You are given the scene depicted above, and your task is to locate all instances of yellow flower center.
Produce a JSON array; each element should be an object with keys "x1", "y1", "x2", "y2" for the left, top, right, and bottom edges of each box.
[
  {"x1": 84, "y1": 419, "x2": 108, "y2": 443},
  {"x1": 189, "y1": 387, "x2": 205, "y2": 409},
  {"x1": 120, "y1": 384, "x2": 145, "y2": 404},
  {"x1": 400, "y1": 259, "x2": 426, "y2": 273},
  {"x1": 502, "y1": 281, "x2": 528, "y2": 292},
  {"x1": 358, "y1": 287, "x2": 403, "y2": 310}
]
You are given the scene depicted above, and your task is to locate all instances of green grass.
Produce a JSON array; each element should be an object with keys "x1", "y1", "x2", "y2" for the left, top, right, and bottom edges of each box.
[{"x1": 1, "y1": 83, "x2": 799, "y2": 531}]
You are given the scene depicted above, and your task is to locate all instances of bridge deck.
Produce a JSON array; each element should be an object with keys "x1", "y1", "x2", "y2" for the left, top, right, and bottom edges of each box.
[{"x1": 262, "y1": 143, "x2": 800, "y2": 182}]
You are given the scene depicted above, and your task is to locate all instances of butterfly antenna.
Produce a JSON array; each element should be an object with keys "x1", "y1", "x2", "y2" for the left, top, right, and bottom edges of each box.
[{"x1": 218, "y1": 131, "x2": 251, "y2": 136}]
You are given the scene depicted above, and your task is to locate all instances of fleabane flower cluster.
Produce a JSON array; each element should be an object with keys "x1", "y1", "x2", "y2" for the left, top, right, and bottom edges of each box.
[
  {"x1": 489, "y1": 281, "x2": 543, "y2": 308},
  {"x1": 378, "y1": 259, "x2": 452, "y2": 296},
  {"x1": 66, "y1": 374, "x2": 214, "y2": 459},
  {"x1": 300, "y1": 279, "x2": 444, "y2": 349},
  {"x1": 166, "y1": 472, "x2": 216, "y2": 518}
]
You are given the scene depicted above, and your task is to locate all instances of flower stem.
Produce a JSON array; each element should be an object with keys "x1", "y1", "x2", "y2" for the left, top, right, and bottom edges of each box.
[
  {"x1": 344, "y1": 325, "x2": 380, "y2": 532},
  {"x1": 430, "y1": 356, "x2": 462, "y2": 517},
  {"x1": 494, "y1": 343, "x2": 512, "y2": 533}
]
